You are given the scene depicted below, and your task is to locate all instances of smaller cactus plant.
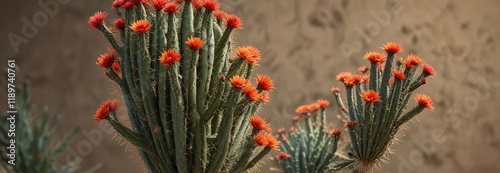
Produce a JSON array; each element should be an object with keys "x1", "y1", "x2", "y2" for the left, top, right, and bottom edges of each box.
[
  {"x1": 275, "y1": 100, "x2": 353, "y2": 173},
  {"x1": 332, "y1": 42, "x2": 436, "y2": 172},
  {"x1": 0, "y1": 81, "x2": 99, "y2": 173}
]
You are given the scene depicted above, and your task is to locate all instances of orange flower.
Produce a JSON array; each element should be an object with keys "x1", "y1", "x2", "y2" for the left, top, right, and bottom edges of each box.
[
  {"x1": 289, "y1": 127, "x2": 296, "y2": 133},
  {"x1": 360, "y1": 75, "x2": 369, "y2": 83},
  {"x1": 336, "y1": 72, "x2": 352, "y2": 82},
  {"x1": 130, "y1": 20, "x2": 151, "y2": 34},
  {"x1": 112, "y1": 61, "x2": 121, "y2": 74},
  {"x1": 229, "y1": 75, "x2": 248, "y2": 89},
  {"x1": 213, "y1": 10, "x2": 227, "y2": 20},
  {"x1": 276, "y1": 152, "x2": 292, "y2": 160},
  {"x1": 253, "y1": 132, "x2": 268, "y2": 147},
  {"x1": 393, "y1": 69, "x2": 405, "y2": 81},
  {"x1": 295, "y1": 105, "x2": 310, "y2": 114},
  {"x1": 88, "y1": 11, "x2": 107, "y2": 29},
  {"x1": 163, "y1": 2, "x2": 179, "y2": 13},
  {"x1": 243, "y1": 85, "x2": 260, "y2": 102},
  {"x1": 330, "y1": 128, "x2": 341, "y2": 136},
  {"x1": 422, "y1": 63, "x2": 436, "y2": 77},
  {"x1": 236, "y1": 46, "x2": 260, "y2": 66},
  {"x1": 308, "y1": 103, "x2": 321, "y2": 112},
  {"x1": 403, "y1": 54, "x2": 423, "y2": 69},
  {"x1": 94, "y1": 100, "x2": 120, "y2": 122},
  {"x1": 265, "y1": 134, "x2": 280, "y2": 150},
  {"x1": 362, "y1": 90, "x2": 381, "y2": 103},
  {"x1": 358, "y1": 66, "x2": 369, "y2": 73},
  {"x1": 277, "y1": 128, "x2": 285, "y2": 133},
  {"x1": 159, "y1": 49, "x2": 181, "y2": 66},
  {"x1": 256, "y1": 75, "x2": 275, "y2": 91},
  {"x1": 292, "y1": 115, "x2": 300, "y2": 122},
  {"x1": 382, "y1": 42, "x2": 403, "y2": 54},
  {"x1": 364, "y1": 52, "x2": 385, "y2": 63},
  {"x1": 260, "y1": 91, "x2": 270, "y2": 103},
  {"x1": 249, "y1": 115, "x2": 271, "y2": 131},
  {"x1": 317, "y1": 99, "x2": 330, "y2": 108},
  {"x1": 343, "y1": 75, "x2": 357, "y2": 87},
  {"x1": 415, "y1": 94, "x2": 433, "y2": 110},
  {"x1": 96, "y1": 49, "x2": 116, "y2": 68},
  {"x1": 150, "y1": 0, "x2": 167, "y2": 10},
  {"x1": 186, "y1": 37, "x2": 204, "y2": 50},
  {"x1": 331, "y1": 87, "x2": 340, "y2": 93},
  {"x1": 225, "y1": 14, "x2": 242, "y2": 29},
  {"x1": 203, "y1": 0, "x2": 219, "y2": 11},
  {"x1": 121, "y1": 2, "x2": 134, "y2": 10},
  {"x1": 113, "y1": 18, "x2": 125, "y2": 30}
]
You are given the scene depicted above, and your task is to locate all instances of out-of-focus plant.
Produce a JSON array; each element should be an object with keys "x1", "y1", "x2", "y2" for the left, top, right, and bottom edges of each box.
[
  {"x1": 331, "y1": 42, "x2": 436, "y2": 172},
  {"x1": 0, "y1": 81, "x2": 99, "y2": 173},
  {"x1": 275, "y1": 100, "x2": 353, "y2": 173},
  {"x1": 89, "y1": 0, "x2": 277, "y2": 172}
]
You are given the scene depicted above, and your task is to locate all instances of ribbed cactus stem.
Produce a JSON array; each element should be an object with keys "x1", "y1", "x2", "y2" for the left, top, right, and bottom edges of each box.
[
  {"x1": 244, "y1": 147, "x2": 272, "y2": 171},
  {"x1": 107, "y1": 116, "x2": 149, "y2": 150},
  {"x1": 230, "y1": 130, "x2": 259, "y2": 173}
]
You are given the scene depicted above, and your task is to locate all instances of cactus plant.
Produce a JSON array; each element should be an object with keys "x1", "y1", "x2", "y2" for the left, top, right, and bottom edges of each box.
[
  {"x1": 331, "y1": 42, "x2": 436, "y2": 172},
  {"x1": 275, "y1": 100, "x2": 354, "y2": 173},
  {"x1": 89, "y1": 0, "x2": 278, "y2": 172},
  {"x1": 0, "y1": 81, "x2": 99, "y2": 173}
]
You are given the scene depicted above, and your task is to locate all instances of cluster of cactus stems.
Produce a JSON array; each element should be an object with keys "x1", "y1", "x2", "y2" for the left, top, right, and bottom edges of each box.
[
  {"x1": 332, "y1": 42, "x2": 436, "y2": 172},
  {"x1": 275, "y1": 100, "x2": 353, "y2": 173},
  {"x1": 0, "y1": 81, "x2": 98, "y2": 173},
  {"x1": 89, "y1": 0, "x2": 279, "y2": 172}
]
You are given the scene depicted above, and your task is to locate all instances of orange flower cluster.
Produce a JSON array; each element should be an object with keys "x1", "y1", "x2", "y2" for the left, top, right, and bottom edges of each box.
[{"x1": 253, "y1": 132, "x2": 279, "y2": 150}]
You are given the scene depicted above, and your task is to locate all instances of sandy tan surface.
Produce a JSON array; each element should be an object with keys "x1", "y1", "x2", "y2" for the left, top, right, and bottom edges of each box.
[{"x1": 1, "y1": 0, "x2": 500, "y2": 172}]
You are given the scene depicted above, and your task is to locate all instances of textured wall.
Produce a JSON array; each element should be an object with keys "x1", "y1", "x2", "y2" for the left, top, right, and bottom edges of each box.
[{"x1": 1, "y1": 0, "x2": 499, "y2": 172}]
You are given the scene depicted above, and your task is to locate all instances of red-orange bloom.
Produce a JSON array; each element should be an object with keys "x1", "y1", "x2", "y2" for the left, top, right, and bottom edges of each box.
[
  {"x1": 203, "y1": 0, "x2": 219, "y2": 11},
  {"x1": 159, "y1": 49, "x2": 181, "y2": 66},
  {"x1": 96, "y1": 50, "x2": 116, "y2": 68},
  {"x1": 230, "y1": 75, "x2": 248, "y2": 89},
  {"x1": 415, "y1": 94, "x2": 433, "y2": 110},
  {"x1": 260, "y1": 91, "x2": 270, "y2": 103},
  {"x1": 112, "y1": 61, "x2": 121, "y2": 74},
  {"x1": 112, "y1": 0, "x2": 125, "y2": 8},
  {"x1": 422, "y1": 63, "x2": 436, "y2": 77},
  {"x1": 225, "y1": 14, "x2": 242, "y2": 29},
  {"x1": 358, "y1": 66, "x2": 369, "y2": 73},
  {"x1": 360, "y1": 75, "x2": 369, "y2": 83},
  {"x1": 253, "y1": 132, "x2": 268, "y2": 147},
  {"x1": 236, "y1": 46, "x2": 260, "y2": 66},
  {"x1": 277, "y1": 128, "x2": 286, "y2": 133},
  {"x1": 317, "y1": 99, "x2": 330, "y2": 108},
  {"x1": 292, "y1": 115, "x2": 300, "y2": 122},
  {"x1": 343, "y1": 75, "x2": 357, "y2": 87},
  {"x1": 362, "y1": 90, "x2": 381, "y2": 103},
  {"x1": 265, "y1": 134, "x2": 280, "y2": 150},
  {"x1": 164, "y1": 2, "x2": 179, "y2": 13},
  {"x1": 295, "y1": 105, "x2": 310, "y2": 114},
  {"x1": 364, "y1": 52, "x2": 385, "y2": 63},
  {"x1": 289, "y1": 127, "x2": 296, "y2": 133},
  {"x1": 243, "y1": 85, "x2": 260, "y2": 102},
  {"x1": 130, "y1": 20, "x2": 151, "y2": 34},
  {"x1": 150, "y1": 0, "x2": 167, "y2": 10},
  {"x1": 382, "y1": 42, "x2": 403, "y2": 54},
  {"x1": 336, "y1": 72, "x2": 352, "y2": 82},
  {"x1": 331, "y1": 87, "x2": 340, "y2": 93},
  {"x1": 330, "y1": 128, "x2": 341, "y2": 136},
  {"x1": 393, "y1": 69, "x2": 405, "y2": 81},
  {"x1": 113, "y1": 18, "x2": 125, "y2": 30},
  {"x1": 276, "y1": 152, "x2": 292, "y2": 160},
  {"x1": 249, "y1": 115, "x2": 271, "y2": 131},
  {"x1": 94, "y1": 100, "x2": 120, "y2": 122},
  {"x1": 213, "y1": 10, "x2": 227, "y2": 20},
  {"x1": 186, "y1": 37, "x2": 204, "y2": 50},
  {"x1": 308, "y1": 103, "x2": 321, "y2": 112},
  {"x1": 344, "y1": 121, "x2": 357, "y2": 128},
  {"x1": 88, "y1": 11, "x2": 107, "y2": 29},
  {"x1": 403, "y1": 54, "x2": 423, "y2": 69},
  {"x1": 121, "y1": 2, "x2": 135, "y2": 10},
  {"x1": 256, "y1": 75, "x2": 275, "y2": 91}
]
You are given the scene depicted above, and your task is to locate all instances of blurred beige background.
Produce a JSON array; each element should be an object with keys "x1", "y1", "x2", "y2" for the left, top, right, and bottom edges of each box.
[{"x1": 1, "y1": 0, "x2": 499, "y2": 172}]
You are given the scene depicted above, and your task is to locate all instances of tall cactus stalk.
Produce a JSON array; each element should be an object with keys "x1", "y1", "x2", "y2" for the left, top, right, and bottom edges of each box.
[
  {"x1": 332, "y1": 42, "x2": 436, "y2": 172},
  {"x1": 275, "y1": 100, "x2": 353, "y2": 173},
  {"x1": 88, "y1": 0, "x2": 278, "y2": 172}
]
